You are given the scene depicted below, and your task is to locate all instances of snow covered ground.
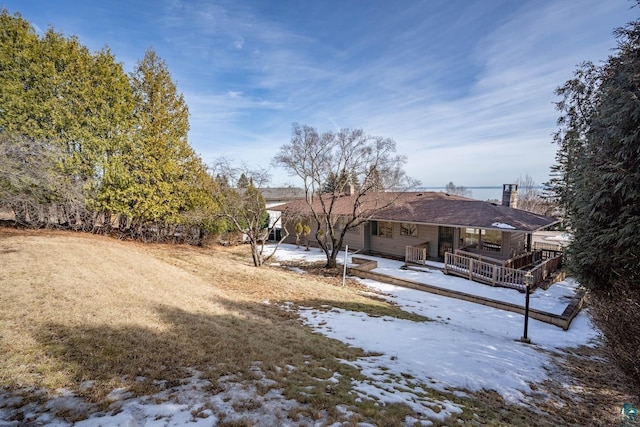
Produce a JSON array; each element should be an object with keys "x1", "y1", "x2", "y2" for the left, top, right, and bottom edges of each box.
[
  {"x1": 277, "y1": 244, "x2": 579, "y2": 315},
  {"x1": 1, "y1": 244, "x2": 599, "y2": 426}
]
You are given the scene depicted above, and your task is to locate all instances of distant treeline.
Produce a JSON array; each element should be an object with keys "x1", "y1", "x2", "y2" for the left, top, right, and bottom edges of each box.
[{"x1": 0, "y1": 10, "x2": 231, "y2": 244}]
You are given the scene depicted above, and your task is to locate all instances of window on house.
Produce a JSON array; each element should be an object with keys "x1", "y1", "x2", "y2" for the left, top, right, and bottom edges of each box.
[
  {"x1": 400, "y1": 223, "x2": 417, "y2": 237},
  {"x1": 371, "y1": 221, "x2": 393, "y2": 238},
  {"x1": 481, "y1": 229, "x2": 502, "y2": 252},
  {"x1": 462, "y1": 228, "x2": 479, "y2": 248},
  {"x1": 462, "y1": 228, "x2": 502, "y2": 252}
]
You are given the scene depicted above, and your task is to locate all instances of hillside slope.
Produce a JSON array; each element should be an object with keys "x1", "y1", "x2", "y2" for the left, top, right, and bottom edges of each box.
[{"x1": 0, "y1": 228, "x2": 636, "y2": 426}]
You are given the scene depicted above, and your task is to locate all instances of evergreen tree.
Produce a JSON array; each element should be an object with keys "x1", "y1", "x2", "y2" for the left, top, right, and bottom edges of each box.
[
  {"x1": 550, "y1": 8, "x2": 640, "y2": 386},
  {"x1": 0, "y1": 10, "x2": 40, "y2": 134},
  {"x1": 322, "y1": 169, "x2": 350, "y2": 194},
  {"x1": 546, "y1": 62, "x2": 601, "y2": 224},
  {"x1": 0, "y1": 11, "x2": 217, "y2": 239},
  {"x1": 551, "y1": 14, "x2": 640, "y2": 292},
  {"x1": 237, "y1": 173, "x2": 250, "y2": 189},
  {"x1": 121, "y1": 49, "x2": 198, "y2": 224},
  {"x1": 0, "y1": 11, "x2": 135, "y2": 226}
]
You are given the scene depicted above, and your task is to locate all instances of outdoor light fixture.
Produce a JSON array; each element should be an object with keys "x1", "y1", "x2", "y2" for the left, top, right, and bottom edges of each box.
[{"x1": 520, "y1": 271, "x2": 534, "y2": 344}]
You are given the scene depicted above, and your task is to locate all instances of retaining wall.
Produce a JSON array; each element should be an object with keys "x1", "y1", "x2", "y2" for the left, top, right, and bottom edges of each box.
[{"x1": 348, "y1": 256, "x2": 585, "y2": 330}]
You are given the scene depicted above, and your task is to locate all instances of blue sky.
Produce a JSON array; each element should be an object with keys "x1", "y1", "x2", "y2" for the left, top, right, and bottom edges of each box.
[{"x1": 2, "y1": 0, "x2": 634, "y2": 188}]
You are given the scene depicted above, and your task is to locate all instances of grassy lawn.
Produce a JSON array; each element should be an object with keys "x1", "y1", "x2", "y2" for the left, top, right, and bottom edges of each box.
[{"x1": 0, "y1": 228, "x2": 635, "y2": 426}]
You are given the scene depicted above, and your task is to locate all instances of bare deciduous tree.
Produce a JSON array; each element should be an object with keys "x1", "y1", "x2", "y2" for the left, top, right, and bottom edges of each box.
[
  {"x1": 272, "y1": 123, "x2": 419, "y2": 268},
  {"x1": 0, "y1": 133, "x2": 84, "y2": 227},
  {"x1": 515, "y1": 174, "x2": 554, "y2": 215},
  {"x1": 444, "y1": 181, "x2": 471, "y2": 197},
  {"x1": 210, "y1": 160, "x2": 288, "y2": 267}
]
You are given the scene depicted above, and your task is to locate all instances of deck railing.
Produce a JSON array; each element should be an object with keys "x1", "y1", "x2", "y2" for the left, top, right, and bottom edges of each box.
[
  {"x1": 454, "y1": 249, "x2": 503, "y2": 266},
  {"x1": 455, "y1": 247, "x2": 558, "y2": 269},
  {"x1": 533, "y1": 242, "x2": 565, "y2": 262},
  {"x1": 405, "y1": 242, "x2": 429, "y2": 265},
  {"x1": 444, "y1": 251, "x2": 563, "y2": 291}
]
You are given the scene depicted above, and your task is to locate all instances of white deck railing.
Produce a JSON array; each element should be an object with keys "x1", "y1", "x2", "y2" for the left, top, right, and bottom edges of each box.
[
  {"x1": 405, "y1": 243, "x2": 429, "y2": 265},
  {"x1": 444, "y1": 252, "x2": 562, "y2": 291}
]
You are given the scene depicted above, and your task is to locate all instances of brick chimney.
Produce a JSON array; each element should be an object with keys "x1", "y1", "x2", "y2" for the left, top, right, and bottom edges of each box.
[{"x1": 502, "y1": 184, "x2": 518, "y2": 208}]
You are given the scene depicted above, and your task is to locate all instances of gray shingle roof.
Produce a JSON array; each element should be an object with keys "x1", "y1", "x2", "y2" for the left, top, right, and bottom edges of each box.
[{"x1": 271, "y1": 191, "x2": 559, "y2": 232}]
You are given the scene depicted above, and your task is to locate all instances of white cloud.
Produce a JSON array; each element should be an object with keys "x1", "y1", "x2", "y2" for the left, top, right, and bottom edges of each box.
[{"x1": 8, "y1": 0, "x2": 629, "y2": 187}]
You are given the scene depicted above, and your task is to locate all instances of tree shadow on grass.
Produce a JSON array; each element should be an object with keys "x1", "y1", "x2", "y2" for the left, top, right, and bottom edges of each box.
[
  {"x1": 2, "y1": 293, "x2": 440, "y2": 425},
  {"x1": 28, "y1": 299, "x2": 367, "y2": 401}
]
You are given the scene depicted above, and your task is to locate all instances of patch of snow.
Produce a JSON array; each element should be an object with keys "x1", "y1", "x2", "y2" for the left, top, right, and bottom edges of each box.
[
  {"x1": 275, "y1": 244, "x2": 600, "y2": 408},
  {"x1": 1, "y1": 244, "x2": 601, "y2": 426},
  {"x1": 547, "y1": 232, "x2": 573, "y2": 242},
  {"x1": 105, "y1": 387, "x2": 132, "y2": 402},
  {"x1": 271, "y1": 244, "x2": 582, "y2": 315},
  {"x1": 6, "y1": 366, "x2": 311, "y2": 427},
  {"x1": 491, "y1": 222, "x2": 516, "y2": 229}
]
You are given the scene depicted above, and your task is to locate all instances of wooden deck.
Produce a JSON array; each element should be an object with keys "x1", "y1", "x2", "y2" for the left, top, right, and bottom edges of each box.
[
  {"x1": 405, "y1": 243, "x2": 563, "y2": 291},
  {"x1": 443, "y1": 250, "x2": 563, "y2": 291}
]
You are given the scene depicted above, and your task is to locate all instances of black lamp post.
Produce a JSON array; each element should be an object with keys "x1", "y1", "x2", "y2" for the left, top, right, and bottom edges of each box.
[{"x1": 520, "y1": 271, "x2": 533, "y2": 344}]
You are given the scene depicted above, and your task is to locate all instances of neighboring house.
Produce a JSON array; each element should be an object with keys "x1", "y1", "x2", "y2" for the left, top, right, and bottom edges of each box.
[
  {"x1": 259, "y1": 187, "x2": 306, "y2": 239},
  {"x1": 271, "y1": 184, "x2": 562, "y2": 289},
  {"x1": 260, "y1": 187, "x2": 307, "y2": 209}
]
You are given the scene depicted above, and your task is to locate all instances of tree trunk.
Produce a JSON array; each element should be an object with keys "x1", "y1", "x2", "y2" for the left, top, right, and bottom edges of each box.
[
  {"x1": 119, "y1": 214, "x2": 129, "y2": 231},
  {"x1": 26, "y1": 203, "x2": 40, "y2": 228},
  {"x1": 250, "y1": 240, "x2": 264, "y2": 266},
  {"x1": 102, "y1": 211, "x2": 113, "y2": 233},
  {"x1": 79, "y1": 208, "x2": 94, "y2": 232},
  {"x1": 40, "y1": 204, "x2": 50, "y2": 226},
  {"x1": 325, "y1": 250, "x2": 338, "y2": 268},
  {"x1": 57, "y1": 204, "x2": 69, "y2": 226},
  {"x1": 12, "y1": 202, "x2": 27, "y2": 225},
  {"x1": 68, "y1": 205, "x2": 79, "y2": 229}
]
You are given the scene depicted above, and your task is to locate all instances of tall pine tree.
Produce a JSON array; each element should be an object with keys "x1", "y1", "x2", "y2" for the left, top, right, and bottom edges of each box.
[
  {"x1": 120, "y1": 49, "x2": 201, "y2": 224},
  {"x1": 550, "y1": 13, "x2": 640, "y2": 292},
  {"x1": 0, "y1": 10, "x2": 135, "y2": 226}
]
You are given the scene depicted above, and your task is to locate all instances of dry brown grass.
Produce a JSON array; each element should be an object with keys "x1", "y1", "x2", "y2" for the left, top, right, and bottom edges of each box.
[
  {"x1": 1, "y1": 227, "x2": 637, "y2": 426},
  {"x1": 0, "y1": 228, "x2": 427, "y2": 424},
  {"x1": 533, "y1": 344, "x2": 639, "y2": 427}
]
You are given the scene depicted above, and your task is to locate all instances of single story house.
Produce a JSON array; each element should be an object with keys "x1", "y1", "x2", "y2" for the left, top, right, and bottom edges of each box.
[
  {"x1": 271, "y1": 185, "x2": 562, "y2": 289},
  {"x1": 271, "y1": 184, "x2": 559, "y2": 260}
]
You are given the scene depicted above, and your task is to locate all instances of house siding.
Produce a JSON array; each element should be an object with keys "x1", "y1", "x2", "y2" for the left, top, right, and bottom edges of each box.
[
  {"x1": 281, "y1": 214, "x2": 534, "y2": 262},
  {"x1": 280, "y1": 218, "x2": 365, "y2": 251},
  {"x1": 280, "y1": 220, "x2": 300, "y2": 245},
  {"x1": 422, "y1": 225, "x2": 440, "y2": 258},
  {"x1": 504, "y1": 232, "x2": 528, "y2": 258},
  {"x1": 342, "y1": 225, "x2": 365, "y2": 251},
  {"x1": 369, "y1": 222, "x2": 437, "y2": 258}
]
